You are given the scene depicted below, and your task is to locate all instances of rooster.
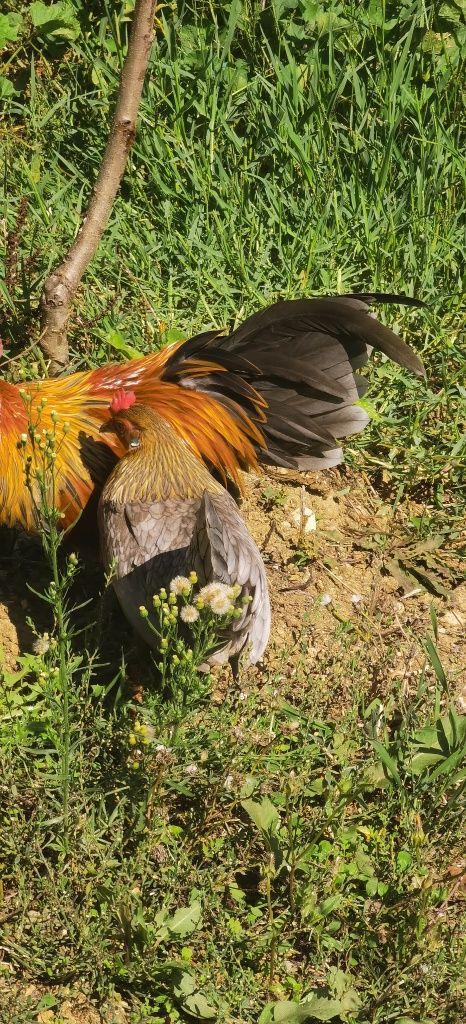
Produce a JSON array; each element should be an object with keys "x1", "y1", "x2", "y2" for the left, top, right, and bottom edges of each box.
[
  {"x1": 0, "y1": 293, "x2": 424, "y2": 533},
  {"x1": 98, "y1": 393, "x2": 271, "y2": 667}
]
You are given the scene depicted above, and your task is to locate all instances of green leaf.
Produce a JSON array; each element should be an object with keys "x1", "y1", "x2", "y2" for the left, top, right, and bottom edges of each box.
[
  {"x1": 268, "y1": 996, "x2": 344, "y2": 1021},
  {"x1": 166, "y1": 900, "x2": 201, "y2": 937},
  {"x1": 101, "y1": 328, "x2": 141, "y2": 359},
  {"x1": 370, "y1": 738, "x2": 401, "y2": 786},
  {"x1": 241, "y1": 796, "x2": 280, "y2": 833},
  {"x1": 396, "y1": 850, "x2": 412, "y2": 873},
  {"x1": 182, "y1": 992, "x2": 217, "y2": 1019},
  {"x1": 409, "y1": 751, "x2": 445, "y2": 773},
  {"x1": 423, "y1": 636, "x2": 447, "y2": 685},
  {"x1": 354, "y1": 848, "x2": 375, "y2": 877},
  {"x1": 0, "y1": 76, "x2": 15, "y2": 99},
  {"x1": 365, "y1": 876, "x2": 379, "y2": 896},
  {"x1": 173, "y1": 973, "x2": 216, "y2": 1020},
  {"x1": 30, "y1": 2, "x2": 80, "y2": 41},
  {"x1": 0, "y1": 12, "x2": 22, "y2": 48},
  {"x1": 165, "y1": 327, "x2": 187, "y2": 344}
]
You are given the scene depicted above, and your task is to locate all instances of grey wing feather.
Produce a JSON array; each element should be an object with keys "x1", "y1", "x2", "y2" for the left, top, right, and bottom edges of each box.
[
  {"x1": 99, "y1": 496, "x2": 200, "y2": 648},
  {"x1": 189, "y1": 490, "x2": 271, "y2": 664}
]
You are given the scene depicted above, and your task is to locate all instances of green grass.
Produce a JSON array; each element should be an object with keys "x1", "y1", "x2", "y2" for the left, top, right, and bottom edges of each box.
[
  {"x1": 0, "y1": 1, "x2": 465, "y2": 1021},
  {"x1": 1, "y1": 0, "x2": 465, "y2": 524}
]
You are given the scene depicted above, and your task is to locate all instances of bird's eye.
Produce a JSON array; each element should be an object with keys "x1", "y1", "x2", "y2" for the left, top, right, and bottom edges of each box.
[{"x1": 129, "y1": 435, "x2": 140, "y2": 449}]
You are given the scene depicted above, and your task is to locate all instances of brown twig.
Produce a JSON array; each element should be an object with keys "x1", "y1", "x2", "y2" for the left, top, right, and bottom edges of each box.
[{"x1": 39, "y1": 0, "x2": 157, "y2": 375}]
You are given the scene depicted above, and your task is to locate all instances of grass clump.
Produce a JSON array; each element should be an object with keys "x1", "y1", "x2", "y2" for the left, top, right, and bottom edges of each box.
[{"x1": 0, "y1": 1, "x2": 465, "y2": 1021}]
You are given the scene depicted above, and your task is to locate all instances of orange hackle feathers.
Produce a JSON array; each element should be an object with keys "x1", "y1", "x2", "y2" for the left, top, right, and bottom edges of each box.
[
  {"x1": 0, "y1": 343, "x2": 263, "y2": 532},
  {"x1": 0, "y1": 293, "x2": 424, "y2": 534}
]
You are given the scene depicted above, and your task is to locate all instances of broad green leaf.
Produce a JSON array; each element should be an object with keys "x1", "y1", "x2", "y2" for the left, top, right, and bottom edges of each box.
[
  {"x1": 409, "y1": 751, "x2": 445, "y2": 773},
  {"x1": 30, "y1": 2, "x2": 80, "y2": 41},
  {"x1": 102, "y1": 328, "x2": 141, "y2": 359},
  {"x1": 354, "y1": 848, "x2": 375, "y2": 877},
  {"x1": 174, "y1": 970, "x2": 196, "y2": 996},
  {"x1": 396, "y1": 850, "x2": 412, "y2": 872},
  {"x1": 173, "y1": 973, "x2": 216, "y2": 1019},
  {"x1": 268, "y1": 995, "x2": 344, "y2": 1021},
  {"x1": 165, "y1": 327, "x2": 187, "y2": 344},
  {"x1": 182, "y1": 992, "x2": 217, "y2": 1019},
  {"x1": 0, "y1": 76, "x2": 15, "y2": 99},
  {"x1": 167, "y1": 900, "x2": 201, "y2": 936},
  {"x1": 241, "y1": 796, "x2": 280, "y2": 833},
  {"x1": 0, "y1": 12, "x2": 22, "y2": 48},
  {"x1": 365, "y1": 876, "x2": 379, "y2": 896}
]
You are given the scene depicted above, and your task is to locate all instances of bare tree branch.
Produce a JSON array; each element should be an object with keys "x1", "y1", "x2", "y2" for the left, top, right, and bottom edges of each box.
[{"x1": 40, "y1": 0, "x2": 157, "y2": 375}]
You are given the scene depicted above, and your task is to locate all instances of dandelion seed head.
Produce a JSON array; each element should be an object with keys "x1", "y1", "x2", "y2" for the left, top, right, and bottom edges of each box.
[
  {"x1": 170, "y1": 575, "x2": 191, "y2": 595},
  {"x1": 33, "y1": 634, "x2": 50, "y2": 656},
  {"x1": 209, "y1": 593, "x2": 233, "y2": 615},
  {"x1": 180, "y1": 604, "x2": 199, "y2": 624}
]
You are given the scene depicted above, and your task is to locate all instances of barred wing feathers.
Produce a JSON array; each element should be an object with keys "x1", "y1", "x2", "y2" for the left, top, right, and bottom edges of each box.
[
  {"x1": 99, "y1": 489, "x2": 270, "y2": 666},
  {"x1": 189, "y1": 490, "x2": 271, "y2": 664}
]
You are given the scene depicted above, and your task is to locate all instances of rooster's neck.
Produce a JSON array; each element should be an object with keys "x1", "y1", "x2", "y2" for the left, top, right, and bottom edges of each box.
[{"x1": 103, "y1": 413, "x2": 221, "y2": 504}]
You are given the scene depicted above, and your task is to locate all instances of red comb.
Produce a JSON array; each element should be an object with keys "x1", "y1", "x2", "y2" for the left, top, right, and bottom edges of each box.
[{"x1": 109, "y1": 388, "x2": 136, "y2": 414}]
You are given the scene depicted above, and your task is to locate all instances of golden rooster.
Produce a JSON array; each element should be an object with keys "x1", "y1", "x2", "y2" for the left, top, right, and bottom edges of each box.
[
  {"x1": 0, "y1": 293, "x2": 424, "y2": 533},
  {"x1": 98, "y1": 393, "x2": 271, "y2": 667}
]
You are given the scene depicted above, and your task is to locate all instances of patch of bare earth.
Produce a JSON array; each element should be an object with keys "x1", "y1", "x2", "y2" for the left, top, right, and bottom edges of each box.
[
  {"x1": 239, "y1": 467, "x2": 466, "y2": 709},
  {"x1": 0, "y1": 978, "x2": 128, "y2": 1023}
]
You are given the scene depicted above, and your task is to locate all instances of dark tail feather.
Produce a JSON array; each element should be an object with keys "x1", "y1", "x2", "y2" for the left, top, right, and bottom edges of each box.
[{"x1": 163, "y1": 293, "x2": 425, "y2": 472}]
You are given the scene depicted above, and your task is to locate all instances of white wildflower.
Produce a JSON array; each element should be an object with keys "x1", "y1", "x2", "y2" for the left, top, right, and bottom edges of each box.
[
  {"x1": 351, "y1": 593, "x2": 363, "y2": 605},
  {"x1": 33, "y1": 633, "x2": 50, "y2": 656},
  {"x1": 199, "y1": 582, "x2": 234, "y2": 615},
  {"x1": 185, "y1": 763, "x2": 198, "y2": 777},
  {"x1": 320, "y1": 593, "x2": 332, "y2": 607},
  {"x1": 170, "y1": 575, "x2": 191, "y2": 595},
  {"x1": 198, "y1": 583, "x2": 220, "y2": 604},
  {"x1": 209, "y1": 593, "x2": 234, "y2": 615},
  {"x1": 180, "y1": 604, "x2": 199, "y2": 624}
]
